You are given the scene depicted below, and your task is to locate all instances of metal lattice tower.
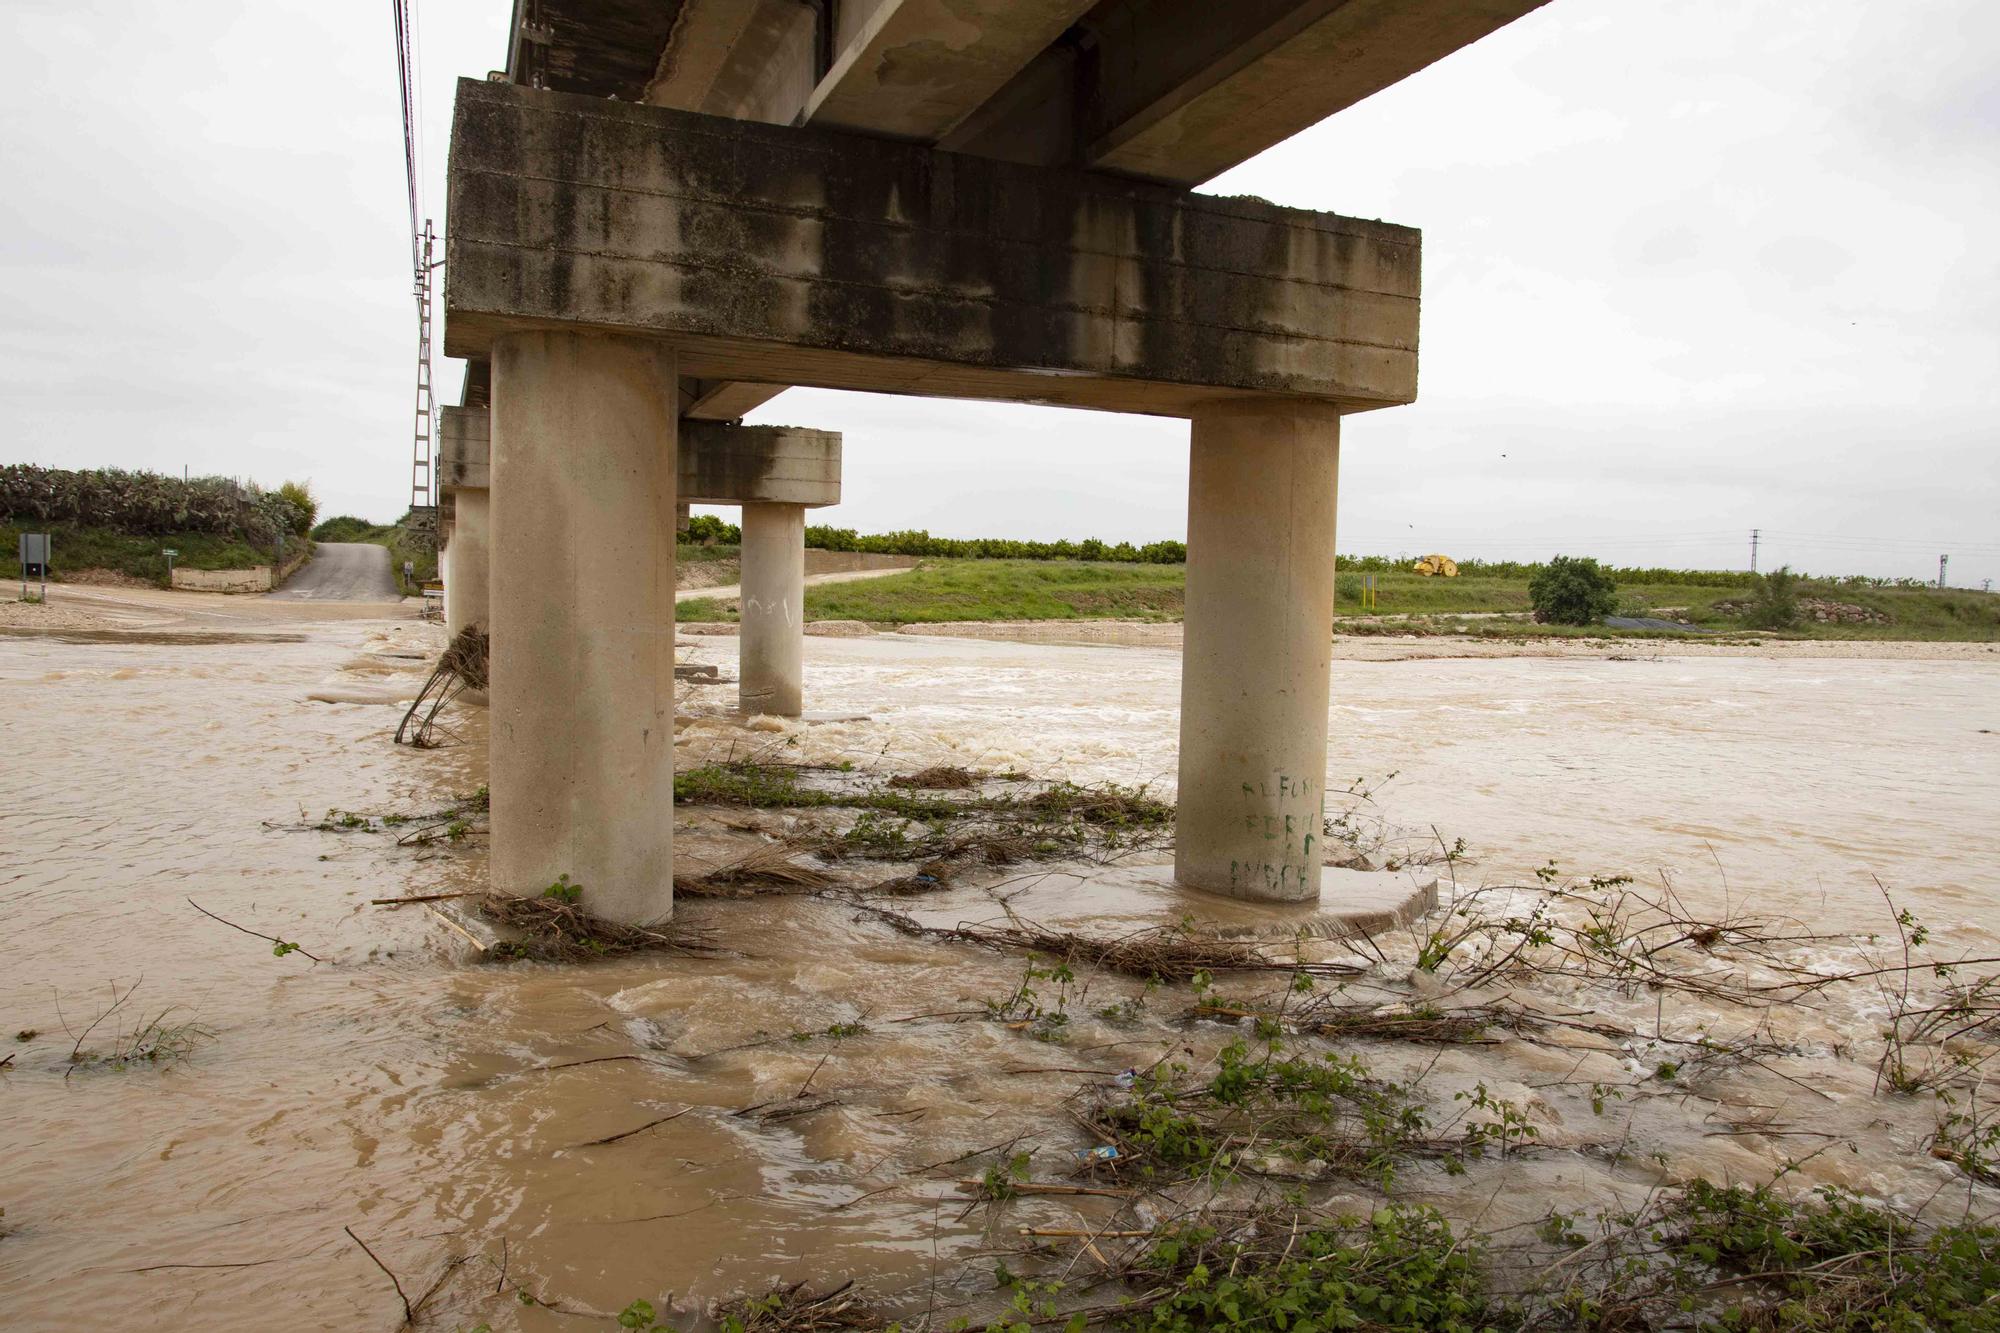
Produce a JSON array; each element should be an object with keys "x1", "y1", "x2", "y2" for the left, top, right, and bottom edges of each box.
[{"x1": 409, "y1": 219, "x2": 437, "y2": 512}]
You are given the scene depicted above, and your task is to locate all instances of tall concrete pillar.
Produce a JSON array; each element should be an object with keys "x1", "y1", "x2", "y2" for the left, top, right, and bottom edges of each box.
[
  {"x1": 1174, "y1": 401, "x2": 1341, "y2": 903},
  {"x1": 444, "y1": 488, "x2": 491, "y2": 638},
  {"x1": 490, "y1": 331, "x2": 679, "y2": 926},
  {"x1": 738, "y1": 501, "x2": 806, "y2": 717}
]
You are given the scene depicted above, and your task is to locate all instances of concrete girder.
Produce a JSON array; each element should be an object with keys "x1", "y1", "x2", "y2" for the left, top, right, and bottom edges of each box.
[
  {"x1": 443, "y1": 80, "x2": 1420, "y2": 416},
  {"x1": 640, "y1": 0, "x2": 816, "y2": 125},
  {"x1": 1084, "y1": 0, "x2": 1554, "y2": 185},
  {"x1": 521, "y1": 0, "x2": 1549, "y2": 186},
  {"x1": 681, "y1": 377, "x2": 790, "y2": 422},
  {"x1": 805, "y1": 0, "x2": 1099, "y2": 141}
]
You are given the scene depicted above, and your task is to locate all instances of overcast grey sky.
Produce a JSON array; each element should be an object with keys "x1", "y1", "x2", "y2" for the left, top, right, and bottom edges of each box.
[{"x1": 4, "y1": 0, "x2": 1995, "y2": 584}]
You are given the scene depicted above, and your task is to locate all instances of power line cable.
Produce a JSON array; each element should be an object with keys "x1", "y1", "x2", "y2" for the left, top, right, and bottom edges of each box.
[{"x1": 392, "y1": 0, "x2": 422, "y2": 279}]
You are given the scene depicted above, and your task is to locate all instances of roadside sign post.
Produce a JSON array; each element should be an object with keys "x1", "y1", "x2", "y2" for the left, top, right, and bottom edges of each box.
[
  {"x1": 19, "y1": 532, "x2": 49, "y2": 602},
  {"x1": 162, "y1": 548, "x2": 179, "y2": 584}
]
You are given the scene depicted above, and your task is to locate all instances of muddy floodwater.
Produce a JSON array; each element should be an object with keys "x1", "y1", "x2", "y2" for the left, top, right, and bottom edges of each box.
[{"x1": 1, "y1": 603, "x2": 1996, "y2": 1330}]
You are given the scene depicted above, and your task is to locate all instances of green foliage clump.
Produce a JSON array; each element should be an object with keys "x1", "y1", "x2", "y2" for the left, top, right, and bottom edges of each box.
[
  {"x1": 685, "y1": 513, "x2": 742, "y2": 545},
  {"x1": 1542, "y1": 1180, "x2": 2000, "y2": 1330},
  {"x1": 1528, "y1": 555, "x2": 1619, "y2": 626},
  {"x1": 1127, "y1": 1207, "x2": 1494, "y2": 1333},
  {"x1": 311, "y1": 514, "x2": 390, "y2": 543},
  {"x1": 275, "y1": 481, "x2": 317, "y2": 537},
  {"x1": 0, "y1": 464, "x2": 302, "y2": 552},
  {"x1": 1098, "y1": 1036, "x2": 1431, "y2": 1185},
  {"x1": 1741, "y1": 564, "x2": 1802, "y2": 629}
]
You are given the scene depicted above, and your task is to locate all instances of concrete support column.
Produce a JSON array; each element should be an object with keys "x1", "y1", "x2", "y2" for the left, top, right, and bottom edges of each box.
[
  {"x1": 444, "y1": 489, "x2": 491, "y2": 639},
  {"x1": 490, "y1": 331, "x2": 679, "y2": 926},
  {"x1": 1174, "y1": 400, "x2": 1341, "y2": 903},
  {"x1": 738, "y1": 501, "x2": 805, "y2": 717}
]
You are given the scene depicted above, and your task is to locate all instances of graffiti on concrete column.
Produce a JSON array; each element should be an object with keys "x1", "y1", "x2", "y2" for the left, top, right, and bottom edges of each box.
[{"x1": 1227, "y1": 771, "x2": 1322, "y2": 896}]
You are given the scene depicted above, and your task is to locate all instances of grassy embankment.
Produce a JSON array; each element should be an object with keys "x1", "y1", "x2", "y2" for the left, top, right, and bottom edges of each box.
[
  {"x1": 677, "y1": 558, "x2": 2000, "y2": 641},
  {"x1": 0, "y1": 521, "x2": 276, "y2": 583}
]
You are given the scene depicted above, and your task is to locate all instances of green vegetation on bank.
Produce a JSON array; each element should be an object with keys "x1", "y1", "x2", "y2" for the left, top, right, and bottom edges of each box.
[
  {"x1": 681, "y1": 559, "x2": 1186, "y2": 625},
  {"x1": 1, "y1": 464, "x2": 316, "y2": 581},
  {"x1": 677, "y1": 557, "x2": 1999, "y2": 641},
  {"x1": 0, "y1": 521, "x2": 275, "y2": 581}
]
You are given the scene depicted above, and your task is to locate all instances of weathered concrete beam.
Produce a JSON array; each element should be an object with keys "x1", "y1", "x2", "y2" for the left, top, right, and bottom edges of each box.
[
  {"x1": 1085, "y1": 0, "x2": 1553, "y2": 185},
  {"x1": 683, "y1": 377, "x2": 790, "y2": 422},
  {"x1": 443, "y1": 79, "x2": 1419, "y2": 417},
  {"x1": 805, "y1": 0, "x2": 1098, "y2": 141},
  {"x1": 680, "y1": 422, "x2": 840, "y2": 508},
  {"x1": 641, "y1": 0, "x2": 815, "y2": 124},
  {"x1": 439, "y1": 404, "x2": 491, "y2": 492},
  {"x1": 947, "y1": 0, "x2": 1550, "y2": 185}
]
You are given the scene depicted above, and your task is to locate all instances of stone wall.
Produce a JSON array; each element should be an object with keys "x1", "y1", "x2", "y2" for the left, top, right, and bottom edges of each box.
[{"x1": 172, "y1": 566, "x2": 273, "y2": 594}]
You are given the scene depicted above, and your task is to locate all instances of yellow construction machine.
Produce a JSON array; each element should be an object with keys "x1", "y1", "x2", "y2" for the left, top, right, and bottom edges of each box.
[{"x1": 1412, "y1": 553, "x2": 1459, "y2": 577}]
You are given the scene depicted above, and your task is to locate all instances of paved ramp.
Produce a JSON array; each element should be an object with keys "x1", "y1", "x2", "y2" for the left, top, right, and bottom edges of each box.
[{"x1": 269, "y1": 543, "x2": 403, "y2": 602}]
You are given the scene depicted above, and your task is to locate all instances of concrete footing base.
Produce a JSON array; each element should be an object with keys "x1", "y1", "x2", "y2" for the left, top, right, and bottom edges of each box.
[{"x1": 888, "y1": 858, "x2": 1437, "y2": 943}]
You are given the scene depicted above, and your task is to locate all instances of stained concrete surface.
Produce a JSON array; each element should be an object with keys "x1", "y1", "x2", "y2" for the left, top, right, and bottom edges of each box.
[
  {"x1": 443, "y1": 79, "x2": 1419, "y2": 414},
  {"x1": 267, "y1": 542, "x2": 403, "y2": 603}
]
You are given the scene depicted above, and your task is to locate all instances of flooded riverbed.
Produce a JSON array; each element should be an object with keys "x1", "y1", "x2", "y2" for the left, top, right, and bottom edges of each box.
[{"x1": 2, "y1": 609, "x2": 1996, "y2": 1330}]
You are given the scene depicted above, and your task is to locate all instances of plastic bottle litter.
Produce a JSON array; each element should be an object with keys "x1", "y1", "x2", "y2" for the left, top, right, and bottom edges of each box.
[
  {"x1": 1074, "y1": 1145, "x2": 1119, "y2": 1163},
  {"x1": 1113, "y1": 1069, "x2": 1137, "y2": 1089}
]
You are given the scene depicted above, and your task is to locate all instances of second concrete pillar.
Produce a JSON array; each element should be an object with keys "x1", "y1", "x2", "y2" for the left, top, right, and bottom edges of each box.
[
  {"x1": 444, "y1": 489, "x2": 491, "y2": 638},
  {"x1": 1174, "y1": 400, "x2": 1341, "y2": 903},
  {"x1": 738, "y1": 501, "x2": 805, "y2": 717},
  {"x1": 490, "y1": 331, "x2": 679, "y2": 926}
]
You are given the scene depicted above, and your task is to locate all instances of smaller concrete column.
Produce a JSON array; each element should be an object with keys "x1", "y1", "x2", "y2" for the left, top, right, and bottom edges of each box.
[
  {"x1": 678, "y1": 420, "x2": 841, "y2": 718},
  {"x1": 444, "y1": 489, "x2": 491, "y2": 638},
  {"x1": 738, "y1": 502, "x2": 806, "y2": 716},
  {"x1": 439, "y1": 403, "x2": 493, "y2": 639},
  {"x1": 1175, "y1": 400, "x2": 1341, "y2": 903}
]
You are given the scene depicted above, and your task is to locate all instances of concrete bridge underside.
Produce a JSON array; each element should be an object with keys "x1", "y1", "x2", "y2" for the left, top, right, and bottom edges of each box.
[{"x1": 442, "y1": 0, "x2": 1551, "y2": 924}]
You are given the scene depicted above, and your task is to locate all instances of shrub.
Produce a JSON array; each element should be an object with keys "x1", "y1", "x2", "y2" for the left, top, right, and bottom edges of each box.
[
  {"x1": 275, "y1": 481, "x2": 317, "y2": 537},
  {"x1": 311, "y1": 515, "x2": 384, "y2": 543},
  {"x1": 685, "y1": 513, "x2": 741, "y2": 545},
  {"x1": 1742, "y1": 565, "x2": 1801, "y2": 629},
  {"x1": 0, "y1": 464, "x2": 295, "y2": 549},
  {"x1": 1529, "y1": 555, "x2": 1618, "y2": 625}
]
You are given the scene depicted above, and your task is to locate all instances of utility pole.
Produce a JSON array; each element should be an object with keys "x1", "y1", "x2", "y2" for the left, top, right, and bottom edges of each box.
[
  {"x1": 1749, "y1": 528, "x2": 1759, "y2": 574},
  {"x1": 409, "y1": 219, "x2": 438, "y2": 514},
  {"x1": 1939, "y1": 554, "x2": 1949, "y2": 589}
]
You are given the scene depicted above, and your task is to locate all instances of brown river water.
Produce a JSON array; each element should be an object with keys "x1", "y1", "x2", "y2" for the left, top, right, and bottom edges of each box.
[{"x1": 2, "y1": 600, "x2": 1996, "y2": 1330}]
